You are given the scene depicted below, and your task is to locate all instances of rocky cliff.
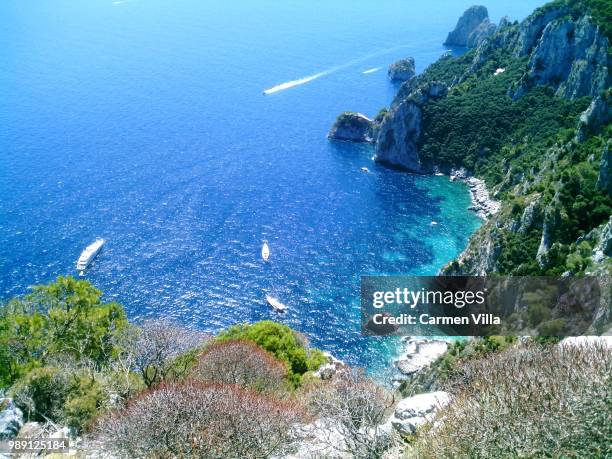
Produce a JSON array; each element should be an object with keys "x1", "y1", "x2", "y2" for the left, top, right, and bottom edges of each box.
[
  {"x1": 444, "y1": 5, "x2": 491, "y2": 48},
  {"x1": 328, "y1": 112, "x2": 375, "y2": 142},
  {"x1": 329, "y1": 0, "x2": 611, "y2": 284},
  {"x1": 374, "y1": 81, "x2": 447, "y2": 171},
  {"x1": 388, "y1": 57, "x2": 416, "y2": 81}
]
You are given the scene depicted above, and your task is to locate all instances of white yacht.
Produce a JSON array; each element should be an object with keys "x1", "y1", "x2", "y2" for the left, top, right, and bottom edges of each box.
[
  {"x1": 77, "y1": 238, "x2": 105, "y2": 273},
  {"x1": 266, "y1": 295, "x2": 287, "y2": 312},
  {"x1": 261, "y1": 241, "x2": 270, "y2": 262}
]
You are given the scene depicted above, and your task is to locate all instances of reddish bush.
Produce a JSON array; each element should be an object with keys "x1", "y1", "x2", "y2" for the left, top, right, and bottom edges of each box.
[
  {"x1": 194, "y1": 339, "x2": 288, "y2": 392},
  {"x1": 93, "y1": 380, "x2": 306, "y2": 458}
]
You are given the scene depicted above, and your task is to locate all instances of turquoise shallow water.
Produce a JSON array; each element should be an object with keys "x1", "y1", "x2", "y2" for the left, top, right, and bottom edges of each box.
[{"x1": 0, "y1": 0, "x2": 543, "y2": 379}]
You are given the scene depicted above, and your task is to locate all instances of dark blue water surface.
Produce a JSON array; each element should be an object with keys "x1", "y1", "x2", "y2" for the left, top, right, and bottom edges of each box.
[{"x1": 0, "y1": 0, "x2": 543, "y2": 378}]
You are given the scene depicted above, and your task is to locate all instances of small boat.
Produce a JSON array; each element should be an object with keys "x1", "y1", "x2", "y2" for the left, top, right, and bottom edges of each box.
[
  {"x1": 361, "y1": 167, "x2": 370, "y2": 173},
  {"x1": 266, "y1": 295, "x2": 287, "y2": 312},
  {"x1": 76, "y1": 238, "x2": 105, "y2": 273},
  {"x1": 261, "y1": 242, "x2": 270, "y2": 262},
  {"x1": 430, "y1": 221, "x2": 438, "y2": 226}
]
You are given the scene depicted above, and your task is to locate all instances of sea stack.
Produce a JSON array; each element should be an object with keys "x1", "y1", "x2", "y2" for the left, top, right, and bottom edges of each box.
[
  {"x1": 444, "y1": 5, "x2": 491, "y2": 47},
  {"x1": 388, "y1": 57, "x2": 416, "y2": 82},
  {"x1": 327, "y1": 112, "x2": 374, "y2": 142}
]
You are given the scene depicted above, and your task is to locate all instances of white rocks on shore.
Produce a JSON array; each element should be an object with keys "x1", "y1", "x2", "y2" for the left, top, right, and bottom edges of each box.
[
  {"x1": 394, "y1": 338, "x2": 448, "y2": 376},
  {"x1": 450, "y1": 168, "x2": 500, "y2": 219},
  {"x1": 385, "y1": 391, "x2": 451, "y2": 436},
  {"x1": 313, "y1": 352, "x2": 346, "y2": 380}
]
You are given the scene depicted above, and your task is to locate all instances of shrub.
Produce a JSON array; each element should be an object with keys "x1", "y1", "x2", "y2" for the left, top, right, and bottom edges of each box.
[
  {"x1": 305, "y1": 369, "x2": 398, "y2": 458},
  {"x1": 216, "y1": 321, "x2": 326, "y2": 386},
  {"x1": 93, "y1": 380, "x2": 307, "y2": 458},
  {"x1": 194, "y1": 339, "x2": 288, "y2": 392},
  {"x1": 10, "y1": 367, "x2": 69, "y2": 422},
  {"x1": 411, "y1": 342, "x2": 612, "y2": 458},
  {"x1": 134, "y1": 319, "x2": 208, "y2": 387}
]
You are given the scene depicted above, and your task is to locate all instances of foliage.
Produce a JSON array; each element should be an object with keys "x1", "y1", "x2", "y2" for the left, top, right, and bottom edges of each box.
[
  {"x1": 132, "y1": 319, "x2": 207, "y2": 388},
  {"x1": 93, "y1": 380, "x2": 307, "y2": 459},
  {"x1": 10, "y1": 365, "x2": 107, "y2": 432},
  {"x1": 410, "y1": 342, "x2": 612, "y2": 458},
  {"x1": 216, "y1": 321, "x2": 326, "y2": 386},
  {"x1": 305, "y1": 369, "x2": 398, "y2": 459},
  {"x1": 399, "y1": 337, "x2": 516, "y2": 397},
  {"x1": 0, "y1": 276, "x2": 128, "y2": 388},
  {"x1": 194, "y1": 339, "x2": 289, "y2": 392}
]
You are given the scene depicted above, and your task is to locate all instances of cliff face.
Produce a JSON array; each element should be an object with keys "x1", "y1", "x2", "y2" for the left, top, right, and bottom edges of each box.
[
  {"x1": 328, "y1": 112, "x2": 375, "y2": 142},
  {"x1": 444, "y1": 6, "x2": 491, "y2": 48},
  {"x1": 388, "y1": 57, "x2": 416, "y2": 82},
  {"x1": 329, "y1": 0, "x2": 611, "y2": 280},
  {"x1": 374, "y1": 82, "x2": 447, "y2": 171},
  {"x1": 511, "y1": 15, "x2": 609, "y2": 99}
]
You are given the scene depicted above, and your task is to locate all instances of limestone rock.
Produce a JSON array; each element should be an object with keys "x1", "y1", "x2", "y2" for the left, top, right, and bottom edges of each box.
[
  {"x1": 374, "y1": 100, "x2": 423, "y2": 172},
  {"x1": 444, "y1": 6, "x2": 489, "y2": 47},
  {"x1": 466, "y1": 18, "x2": 497, "y2": 48},
  {"x1": 577, "y1": 96, "x2": 611, "y2": 141},
  {"x1": 512, "y1": 15, "x2": 609, "y2": 100},
  {"x1": 328, "y1": 112, "x2": 373, "y2": 142},
  {"x1": 389, "y1": 391, "x2": 451, "y2": 435},
  {"x1": 513, "y1": 4, "x2": 570, "y2": 56},
  {"x1": 374, "y1": 81, "x2": 447, "y2": 171},
  {"x1": 313, "y1": 352, "x2": 346, "y2": 380},
  {"x1": 388, "y1": 57, "x2": 415, "y2": 82},
  {"x1": 395, "y1": 339, "x2": 448, "y2": 376},
  {"x1": 0, "y1": 398, "x2": 23, "y2": 440},
  {"x1": 597, "y1": 142, "x2": 611, "y2": 195}
]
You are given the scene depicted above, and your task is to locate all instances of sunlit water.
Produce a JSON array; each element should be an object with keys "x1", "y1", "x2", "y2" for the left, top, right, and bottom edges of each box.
[{"x1": 0, "y1": 0, "x2": 544, "y2": 380}]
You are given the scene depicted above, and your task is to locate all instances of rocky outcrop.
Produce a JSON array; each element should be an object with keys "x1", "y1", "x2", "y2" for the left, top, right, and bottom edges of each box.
[
  {"x1": 313, "y1": 352, "x2": 346, "y2": 380},
  {"x1": 0, "y1": 398, "x2": 23, "y2": 440},
  {"x1": 374, "y1": 101, "x2": 423, "y2": 171},
  {"x1": 598, "y1": 142, "x2": 611, "y2": 194},
  {"x1": 466, "y1": 18, "x2": 497, "y2": 48},
  {"x1": 512, "y1": 4, "x2": 570, "y2": 56},
  {"x1": 386, "y1": 391, "x2": 451, "y2": 436},
  {"x1": 451, "y1": 169, "x2": 501, "y2": 219},
  {"x1": 511, "y1": 15, "x2": 609, "y2": 100},
  {"x1": 388, "y1": 58, "x2": 415, "y2": 82},
  {"x1": 444, "y1": 6, "x2": 490, "y2": 47},
  {"x1": 328, "y1": 112, "x2": 374, "y2": 142},
  {"x1": 577, "y1": 96, "x2": 611, "y2": 141},
  {"x1": 395, "y1": 339, "x2": 448, "y2": 376},
  {"x1": 374, "y1": 82, "x2": 447, "y2": 171}
]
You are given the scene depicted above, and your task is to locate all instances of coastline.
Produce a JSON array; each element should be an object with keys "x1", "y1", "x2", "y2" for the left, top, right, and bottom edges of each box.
[
  {"x1": 393, "y1": 168, "x2": 499, "y2": 377},
  {"x1": 449, "y1": 168, "x2": 500, "y2": 220}
]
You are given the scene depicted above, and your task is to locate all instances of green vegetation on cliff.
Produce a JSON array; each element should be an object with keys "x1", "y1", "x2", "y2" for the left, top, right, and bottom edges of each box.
[{"x1": 403, "y1": 0, "x2": 612, "y2": 277}]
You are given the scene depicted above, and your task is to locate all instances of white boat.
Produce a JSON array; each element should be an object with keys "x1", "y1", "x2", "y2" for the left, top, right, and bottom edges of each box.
[
  {"x1": 266, "y1": 295, "x2": 287, "y2": 312},
  {"x1": 261, "y1": 242, "x2": 270, "y2": 262},
  {"x1": 76, "y1": 238, "x2": 105, "y2": 272},
  {"x1": 361, "y1": 167, "x2": 370, "y2": 173}
]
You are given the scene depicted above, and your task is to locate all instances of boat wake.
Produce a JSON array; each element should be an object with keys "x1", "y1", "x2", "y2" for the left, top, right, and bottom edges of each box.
[
  {"x1": 263, "y1": 45, "x2": 408, "y2": 95},
  {"x1": 362, "y1": 67, "x2": 381, "y2": 74},
  {"x1": 263, "y1": 72, "x2": 329, "y2": 95}
]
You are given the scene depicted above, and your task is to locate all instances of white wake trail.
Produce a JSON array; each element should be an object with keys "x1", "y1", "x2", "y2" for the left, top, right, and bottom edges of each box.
[
  {"x1": 263, "y1": 45, "x2": 409, "y2": 95},
  {"x1": 263, "y1": 71, "x2": 329, "y2": 95},
  {"x1": 362, "y1": 67, "x2": 382, "y2": 74}
]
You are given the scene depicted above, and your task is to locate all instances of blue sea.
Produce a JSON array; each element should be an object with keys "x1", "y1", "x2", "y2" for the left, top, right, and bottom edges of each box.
[{"x1": 0, "y1": 0, "x2": 544, "y2": 379}]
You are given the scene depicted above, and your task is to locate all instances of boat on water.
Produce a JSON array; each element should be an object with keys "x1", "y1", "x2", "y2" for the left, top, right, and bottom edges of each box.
[
  {"x1": 76, "y1": 238, "x2": 105, "y2": 273},
  {"x1": 266, "y1": 295, "x2": 287, "y2": 312},
  {"x1": 361, "y1": 167, "x2": 370, "y2": 173},
  {"x1": 261, "y1": 241, "x2": 270, "y2": 261}
]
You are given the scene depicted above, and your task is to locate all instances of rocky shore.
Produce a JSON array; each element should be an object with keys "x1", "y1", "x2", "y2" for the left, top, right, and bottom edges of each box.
[
  {"x1": 450, "y1": 168, "x2": 500, "y2": 220},
  {"x1": 394, "y1": 338, "x2": 449, "y2": 376}
]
